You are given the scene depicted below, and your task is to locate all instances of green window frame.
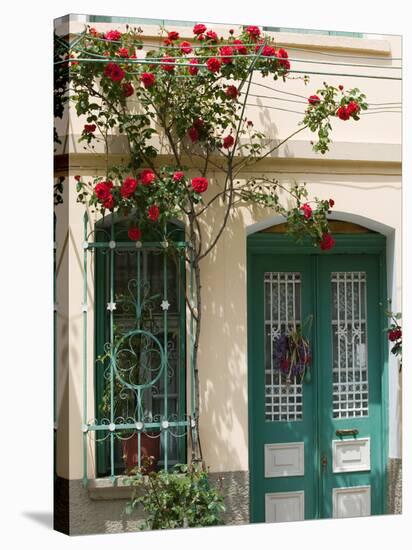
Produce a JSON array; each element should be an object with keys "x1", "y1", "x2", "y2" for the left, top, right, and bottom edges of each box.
[{"x1": 94, "y1": 217, "x2": 187, "y2": 477}]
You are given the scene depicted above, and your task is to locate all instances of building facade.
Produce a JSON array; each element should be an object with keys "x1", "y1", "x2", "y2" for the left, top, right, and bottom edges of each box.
[{"x1": 54, "y1": 15, "x2": 402, "y2": 535}]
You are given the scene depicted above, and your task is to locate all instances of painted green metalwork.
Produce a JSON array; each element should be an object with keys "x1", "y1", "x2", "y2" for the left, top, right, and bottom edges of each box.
[
  {"x1": 247, "y1": 231, "x2": 388, "y2": 522},
  {"x1": 83, "y1": 213, "x2": 192, "y2": 483},
  {"x1": 53, "y1": 215, "x2": 57, "y2": 482},
  {"x1": 82, "y1": 213, "x2": 88, "y2": 487}
]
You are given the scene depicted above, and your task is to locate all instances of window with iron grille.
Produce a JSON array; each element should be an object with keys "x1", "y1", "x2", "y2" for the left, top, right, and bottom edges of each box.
[{"x1": 93, "y1": 218, "x2": 188, "y2": 477}]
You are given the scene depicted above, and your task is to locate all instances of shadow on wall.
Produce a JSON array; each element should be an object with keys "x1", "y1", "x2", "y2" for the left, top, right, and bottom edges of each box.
[{"x1": 197, "y1": 197, "x2": 286, "y2": 472}]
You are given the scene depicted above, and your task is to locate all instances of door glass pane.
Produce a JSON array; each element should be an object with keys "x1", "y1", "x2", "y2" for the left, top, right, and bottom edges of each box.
[
  {"x1": 331, "y1": 272, "x2": 368, "y2": 419},
  {"x1": 264, "y1": 272, "x2": 303, "y2": 422}
]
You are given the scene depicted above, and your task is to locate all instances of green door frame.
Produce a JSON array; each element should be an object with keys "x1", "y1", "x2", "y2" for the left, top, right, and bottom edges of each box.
[{"x1": 247, "y1": 231, "x2": 389, "y2": 522}]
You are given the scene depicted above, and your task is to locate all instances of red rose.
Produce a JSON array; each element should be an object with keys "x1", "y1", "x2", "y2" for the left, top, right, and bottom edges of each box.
[
  {"x1": 128, "y1": 227, "x2": 142, "y2": 241},
  {"x1": 163, "y1": 38, "x2": 172, "y2": 46},
  {"x1": 226, "y1": 85, "x2": 239, "y2": 99},
  {"x1": 180, "y1": 41, "x2": 193, "y2": 54},
  {"x1": 168, "y1": 31, "x2": 180, "y2": 41},
  {"x1": 205, "y1": 30, "x2": 218, "y2": 41},
  {"x1": 338, "y1": 85, "x2": 344, "y2": 91},
  {"x1": 117, "y1": 47, "x2": 129, "y2": 58},
  {"x1": 191, "y1": 177, "x2": 209, "y2": 193},
  {"x1": 173, "y1": 171, "x2": 184, "y2": 181},
  {"x1": 104, "y1": 30, "x2": 122, "y2": 41},
  {"x1": 148, "y1": 205, "x2": 160, "y2": 221},
  {"x1": 122, "y1": 82, "x2": 134, "y2": 97},
  {"x1": 140, "y1": 169, "x2": 156, "y2": 185},
  {"x1": 83, "y1": 124, "x2": 96, "y2": 134},
  {"x1": 308, "y1": 95, "x2": 321, "y2": 105},
  {"x1": 223, "y1": 135, "x2": 235, "y2": 149},
  {"x1": 280, "y1": 59, "x2": 291, "y2": 71},
  {"x1": 103, "y1": 195, "x2": 115, "y2": 210},
  {"x1": 261, "y1": 45, "x2": 276, "y2": 57},
  {"x1": 74, "y1": 175, "x2": 81, "y2": 181},
  {"x1": 277, "y1": 49, "x2": 290, "y2": 70},
  {"x1": 193, "y1": 23, "x2": 207, "y2": 35},
  {"x1": 193, "y1": 118, "x2": 204, "y2": 129},
  {"x1": 300, "y1": 203, "x2": 312, "y2": 219},
  {"x1": 162, "y1": 56, "x2": 175, "y2": 72},
  {"x1": 140, "y1": 72, "x2": 156, "y2": 88},
  {"x1": 120, "y1": 176, "x2": 137, "y2": 198},
  {"x1": 207, "y1": 57, "x2": 221, "y2": 73},
  {"x1": 103, "y1": 62, "x2": 125, "y2": 82},
  {"x1": 247, "y1": 120, "x2": 254, "y2": 127},
  {"x1": 246, "y1": 25, "x2": 261, "y2": 40},
  {"x1": 197, "y1": 34, "x2": 205, "y2": 42},
  {"x1": 337, "y1": 106, "x2": 350, "y2": 120},
  {"x1": 188, "y1": 126, "x2": 200, "y2": 142},
  {"x1": 388, "y1": 328, "x2": 402, "y2": 342},
  {"x1": 329, "y1": 198, "x2": 335, "y2": 208},
  {"x1": 233, "y1": 39, "x2": 247, "y2": 55},
  {"x1": 188, "y1": 58, "x2": 199, "y2": 75},
  {"x1": 220, "y1": 46, "x2": 234, "y2": 64},
  {"x1": 63, "y1": 53, "x2": 78, "y2": 67},
  {"x1": 320, "y1": 233, "x2": 336, "y2": 251},
  {"x1": 94, "y1": 181, "x2": 113, "y2": 201},
  {"x1": 347, "y1": 101, "x2": 360, "y2": 116}
]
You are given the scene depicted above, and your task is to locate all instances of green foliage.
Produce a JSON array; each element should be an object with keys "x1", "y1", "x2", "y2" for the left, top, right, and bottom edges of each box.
[
  {"x1": 54, "y1": 177, "x2": 65, "y2": 206},
  {"x1": 54, "y1": 34, "x2": 70, "y2": 149},
  {"x1": 384, "y1": 302, "x2": 402, "y2": 370},
  {"x1": 65, "y1": 25, "x2": 368, "y2": 249},
  {"x1": 124, "y1": 461, "x2": 226, "y2": 530},
  {"x1": 302, "y1": 83, "x2": 368, "y2": 154}
]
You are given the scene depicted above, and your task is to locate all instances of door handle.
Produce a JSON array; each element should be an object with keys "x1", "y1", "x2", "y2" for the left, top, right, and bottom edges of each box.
[{"x1": 335, "y1": 428, "x2": 359, "y2": 437}]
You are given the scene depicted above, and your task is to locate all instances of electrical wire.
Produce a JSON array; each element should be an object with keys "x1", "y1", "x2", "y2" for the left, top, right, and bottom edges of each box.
[
  {"x1": 68, "y1": 41, "x2": 402, "y2": 71},
  {"x1": 56, "y1": 56, "x2": 402, "y2": 82},
  {"x1": 249, "y1": 93, "x2": 307, "y2": 105},
  {"x1": 287, "y1": 69, "x2": 401, "y2": 81},
  {"x1": 244, "y1": 101, "x2": 400, "y2": 116},
  {"x1": 248, "y1": 93, "x2": 400, "y2": 110},
  {"x1": 70, "y1": 31, "x2": 402, "y2": 62},
  {"x1": 249, "y1": 81, "x2": 400, "y2": 107}
]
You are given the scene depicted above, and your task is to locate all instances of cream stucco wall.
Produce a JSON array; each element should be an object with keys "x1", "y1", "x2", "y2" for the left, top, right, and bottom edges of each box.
[{"x1": 54, "y1": 18, "x2": 402, "y2": 479}]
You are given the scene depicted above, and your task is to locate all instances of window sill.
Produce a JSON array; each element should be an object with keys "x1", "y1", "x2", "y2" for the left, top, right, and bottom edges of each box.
[
  {"x1": 88, "y1": 472, "x2": 187, "y2": 501},
  {"x1": 88, "y1": 476, "x2": 134, "y2": 501}
]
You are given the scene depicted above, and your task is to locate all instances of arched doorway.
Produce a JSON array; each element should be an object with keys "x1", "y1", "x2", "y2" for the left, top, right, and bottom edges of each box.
[{"x1": 247, "y1": 221, "x2": 388, "y2": 522}]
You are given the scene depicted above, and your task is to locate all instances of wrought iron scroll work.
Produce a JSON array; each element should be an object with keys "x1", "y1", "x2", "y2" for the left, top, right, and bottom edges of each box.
[{"x1": 82, "y1": 213, "x2": 191, "y2": 483}]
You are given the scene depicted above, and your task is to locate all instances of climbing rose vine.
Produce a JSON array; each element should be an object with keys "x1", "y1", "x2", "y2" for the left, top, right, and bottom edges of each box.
[
  {"x1": 385, "y1": 306, "x2": 402, "y2": 370},
  {"x1": 58, "y1": 22, "x2": 369, "y2": 460},
  {"x1": 68, "y1": 24, "x2": 367, "y2": 246}
]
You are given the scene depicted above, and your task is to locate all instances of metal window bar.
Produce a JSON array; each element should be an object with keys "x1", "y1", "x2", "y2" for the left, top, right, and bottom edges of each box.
[{"x1": 82, "y1": 213, "x2": 193, "y2": 485}]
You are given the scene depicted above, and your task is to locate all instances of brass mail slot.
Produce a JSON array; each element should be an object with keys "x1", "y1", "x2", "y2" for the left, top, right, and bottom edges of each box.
[{"x1": 335, "y1": 428, "x2": 359, "y2": 437}]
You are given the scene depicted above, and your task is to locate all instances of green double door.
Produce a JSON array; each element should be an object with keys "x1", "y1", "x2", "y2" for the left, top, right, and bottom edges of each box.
[{"x1": 249, "y1": 251, "x2": 387, "y2": 522}]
